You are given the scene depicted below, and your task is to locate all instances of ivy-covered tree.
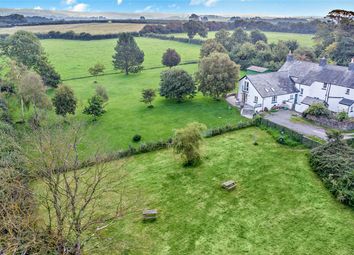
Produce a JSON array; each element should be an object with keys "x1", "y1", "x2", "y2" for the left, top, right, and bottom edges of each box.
[
  {"x1": 35, "y1": 57, "x2": 61, "y2": 88},
  {"x1": 112, "y1": 33, "x2": 144, "y2": 75},
  {"x1": 162, "y1": 49, "x2": 181, "y2": 68},
  {"x1": 197, "y1": 53, "x2": 239, "y2": 99},
  {"x1": 159, "y1": 68, "x2": 196, "y2": 102},
  {"x1": 52, "y1": 85, "x2": 77, "y2": 117}
]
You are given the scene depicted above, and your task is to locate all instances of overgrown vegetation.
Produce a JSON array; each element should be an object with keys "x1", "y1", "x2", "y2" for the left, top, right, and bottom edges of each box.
[{"x1": 310, "y1": 131, "x2": 354, "y2": 207}]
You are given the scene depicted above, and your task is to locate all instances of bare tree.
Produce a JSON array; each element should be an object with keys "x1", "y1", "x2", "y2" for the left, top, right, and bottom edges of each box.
[{"x1": 29, "y1": 124, "x2": 138, "y2": 255}]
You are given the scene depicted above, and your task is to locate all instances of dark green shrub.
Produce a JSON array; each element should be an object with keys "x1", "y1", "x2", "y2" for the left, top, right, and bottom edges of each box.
[
  {"x1": 310, "y1": 140, "x2": 354, "y2": 207},
  {"x1": 336, "y1": 111, "x2": 349, "y2": 122},
  {"x1": 132, "y1": 134, "x2": 142, "y2": 142},
  {"x1": 303, "y1": 103, "x2": 330, "y2": 117}
]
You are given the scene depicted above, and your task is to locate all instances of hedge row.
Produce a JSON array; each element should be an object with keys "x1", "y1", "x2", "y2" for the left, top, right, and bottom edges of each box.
[
  {"x1": 63, "y1": 120, "x2": 255, "y2": 172},
  {"x1": 142, "y1": 33, "x2": 204, "y2": 45}
]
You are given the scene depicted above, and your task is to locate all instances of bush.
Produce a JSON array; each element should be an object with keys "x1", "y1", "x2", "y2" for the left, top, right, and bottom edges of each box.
[
  {"x1": 132, "y1": 134, "x2": 142, "y2": 142},
  {"x1": 303, "y1": 103, "x2": 330, "y2": 117},
  {"x1": 95, "y1": 85, "x2": 109, "y2": 102},
  {"x1": 336, "y1": 111, "x2": 349, "y2": 122},
  {"x1": 310, "y1": 140, "x2": 354, "y2": 207}
]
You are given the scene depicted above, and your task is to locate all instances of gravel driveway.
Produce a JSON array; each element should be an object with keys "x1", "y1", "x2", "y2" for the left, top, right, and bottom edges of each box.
[{"x1": 264, "y1": 110, "x2": 328, "y2": 140}]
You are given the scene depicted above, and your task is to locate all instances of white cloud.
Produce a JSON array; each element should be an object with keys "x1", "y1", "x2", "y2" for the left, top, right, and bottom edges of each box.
[
  {"x1": 117, "y1": 0, "x2": 123, "y2": 5},
  {"x1": 65, "y1": 0, "x2": 76, "y2": 4},
  {"x1": 70, "y1": 3, "x2": 89, "y2": 12},
  {"x1": 168, "y1": 4, "x2": 178, "y2": 8},
  {"x1": 190, "y1": 0, "x2": 218, "y2": 7},
  {"x1": 135, "y1": 5, "x2": 159, "y2": 13},
  {"x1": 33, "y1": 6, "x2": 42, "y2": 10}
]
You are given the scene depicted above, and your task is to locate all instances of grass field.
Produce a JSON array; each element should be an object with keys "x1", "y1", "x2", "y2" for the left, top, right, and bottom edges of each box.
[
  {"x1": 0, "y1": 22, "x2": 146, "y2": 35},
  {"x1": 168, "y1": 31, "x2": 315, "y2": 47},
  {"x1": 42, "y1": 128, "x2": 354, "y2": 254},
  {"x1": 38, "y1": 38, "x2": 245, "y2": 157}
]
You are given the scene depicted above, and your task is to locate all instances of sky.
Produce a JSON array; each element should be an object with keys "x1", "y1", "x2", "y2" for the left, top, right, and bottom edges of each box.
[{"x1": 0, "y1": 0, "x2": 353, "y2": 16}]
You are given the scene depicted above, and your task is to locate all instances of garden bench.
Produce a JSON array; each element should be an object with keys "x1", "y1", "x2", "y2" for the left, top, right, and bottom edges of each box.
[
  {"x1": 143, "y1": 209, "x2": 158, "y2": 221},
  {"x1": 222, "y1": 180, "x2": 236, "y2": 191}
]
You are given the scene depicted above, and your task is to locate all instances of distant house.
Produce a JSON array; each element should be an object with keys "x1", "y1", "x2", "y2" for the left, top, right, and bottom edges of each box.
[
  {"x1": 201, "y1": 16, "x2": 208, "y2": 22},
  {"x1": 238, "y1": 53, "x2": 354, "y2": 117}
]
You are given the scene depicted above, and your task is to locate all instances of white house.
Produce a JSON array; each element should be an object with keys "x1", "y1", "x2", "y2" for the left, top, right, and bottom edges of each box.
[{"x1": 238, "y1": 53, "x2": 354, "y2": 117}]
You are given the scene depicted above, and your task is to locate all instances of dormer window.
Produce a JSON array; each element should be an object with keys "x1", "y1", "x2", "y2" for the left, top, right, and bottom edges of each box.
[
  {"x1": 322, "y1": 83, "x2": 328, "y2": 90},
  {"x1": 300, "y1": 88, "x2": 304, "y2": 95},
  {"x1": 346, "y1": 89, "x2": 350, "y2": 95}
]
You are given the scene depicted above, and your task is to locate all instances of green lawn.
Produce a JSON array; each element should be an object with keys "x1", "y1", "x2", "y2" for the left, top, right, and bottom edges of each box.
[
  {"x1": 39, "y1": 38, "x2": 245, "y2": 157},
  {"x1": 168, "y1": 31, "x2": 315, "y2": 47},
  {"x1": 62, "y1": 128, "x2": 354, "y2": 254}
]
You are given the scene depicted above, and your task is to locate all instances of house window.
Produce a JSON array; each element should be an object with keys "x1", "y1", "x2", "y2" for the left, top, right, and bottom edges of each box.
[
  {"x1": 254, "y1": 96, "x2": 258, "y2": 103},
  {"x1": 243, "y1": 81, "x2": 249, "y2": 92},
  {"x1": 272, "y1": 96, "x2": 277, "y2": 103},
  {"x1": 300, "y1": 88, "x2": 304, "y2": 95},
  {"x1": 346, "y1": 89, "x2": 350, "y2": 95},
  {"x1": 322, "y1": 83, "x2": 328, "y2": 90}
]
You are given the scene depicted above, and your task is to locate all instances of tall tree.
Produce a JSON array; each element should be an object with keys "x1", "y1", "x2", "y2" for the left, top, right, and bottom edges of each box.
[
  {"x1": 215, "y1": 29, "x2": 231, "y2": 51},
  {"x1": 250, "y1": 30, "x2": 268, "y2": 44},
  {"x1": 162, "y1": 48, "x2": 181, "y2": 68},
  {"x1": 18, "y1": 71, "x2": 49, "y2": 124},
  {"x1": 183, "y1": 20, "x2": 208, "y2": 42},
  {"x1": 200, "y1": 39, "x2": 227, "y2": 58},
  {"x1": 197, "y1": 53, "x2": 239, "y2": 99},
  {"x1": 52, "y1": 85, "x2": 77, "y2": 117},
  {"x1": 112, "y1": 33, "x2": 144, "y2": 75},
  {"x1": 159, "y1": 68, "x2": 196, "y2": 102},
  {"x1": 230, "y1": 28, "x2": 250, "y2": 46},
  {"x1": 1, "y1": 30, "x2": 43, "y2": 68}
]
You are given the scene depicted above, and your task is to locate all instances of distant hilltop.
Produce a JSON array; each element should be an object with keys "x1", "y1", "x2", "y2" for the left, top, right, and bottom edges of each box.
[{"x1": 0, "y1": 8, "x2": 321, "y2": 21}]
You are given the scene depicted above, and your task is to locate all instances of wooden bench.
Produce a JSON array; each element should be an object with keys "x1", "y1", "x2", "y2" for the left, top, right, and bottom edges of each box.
[
  {"x1": 143, "y1": 209, "x2": 158, "y2": 221},
  {"x1": 222, "y1": 180, "x2": 236, "y2": 191}
]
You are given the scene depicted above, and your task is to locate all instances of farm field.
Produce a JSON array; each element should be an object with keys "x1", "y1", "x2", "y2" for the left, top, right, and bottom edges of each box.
[
  {"x1": 38, "y1": 38, "x2": 245, "y2": 157},
  {"x1": 168, "y1": 31, "x2": 316, "y2": 47},
  {"x1": 0, "y1": 22, "x2": 146, "y2": 35},
  {"x1": 40, "y1": 128, "x2": 354, "y2": 254}
]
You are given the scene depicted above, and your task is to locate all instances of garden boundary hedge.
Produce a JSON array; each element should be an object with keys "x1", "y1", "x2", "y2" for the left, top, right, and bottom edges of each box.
[
  {"x1": 60, "y1": 120, "x2": 256, "y2": 172},
  {"x1": 255, "y1": 117, "x2": 322, "y2": 148}
]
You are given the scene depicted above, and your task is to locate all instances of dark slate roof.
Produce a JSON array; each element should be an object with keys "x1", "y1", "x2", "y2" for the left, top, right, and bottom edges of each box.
[
  {"x1": 339, "y1": 98, "x2": 354, "y2": 106},
  {"x1": 279, "y1": 60, "x2": 354, "y2": 88},
  {"x1": 247, "y1": 71, "x2": 299, "y2": 97},
  {"x1": 247, "y1": 65, "x2": 269, "y2": 73},
  {"x1": 301, "y1": 96, "x2": 326, "y2": 106}
]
